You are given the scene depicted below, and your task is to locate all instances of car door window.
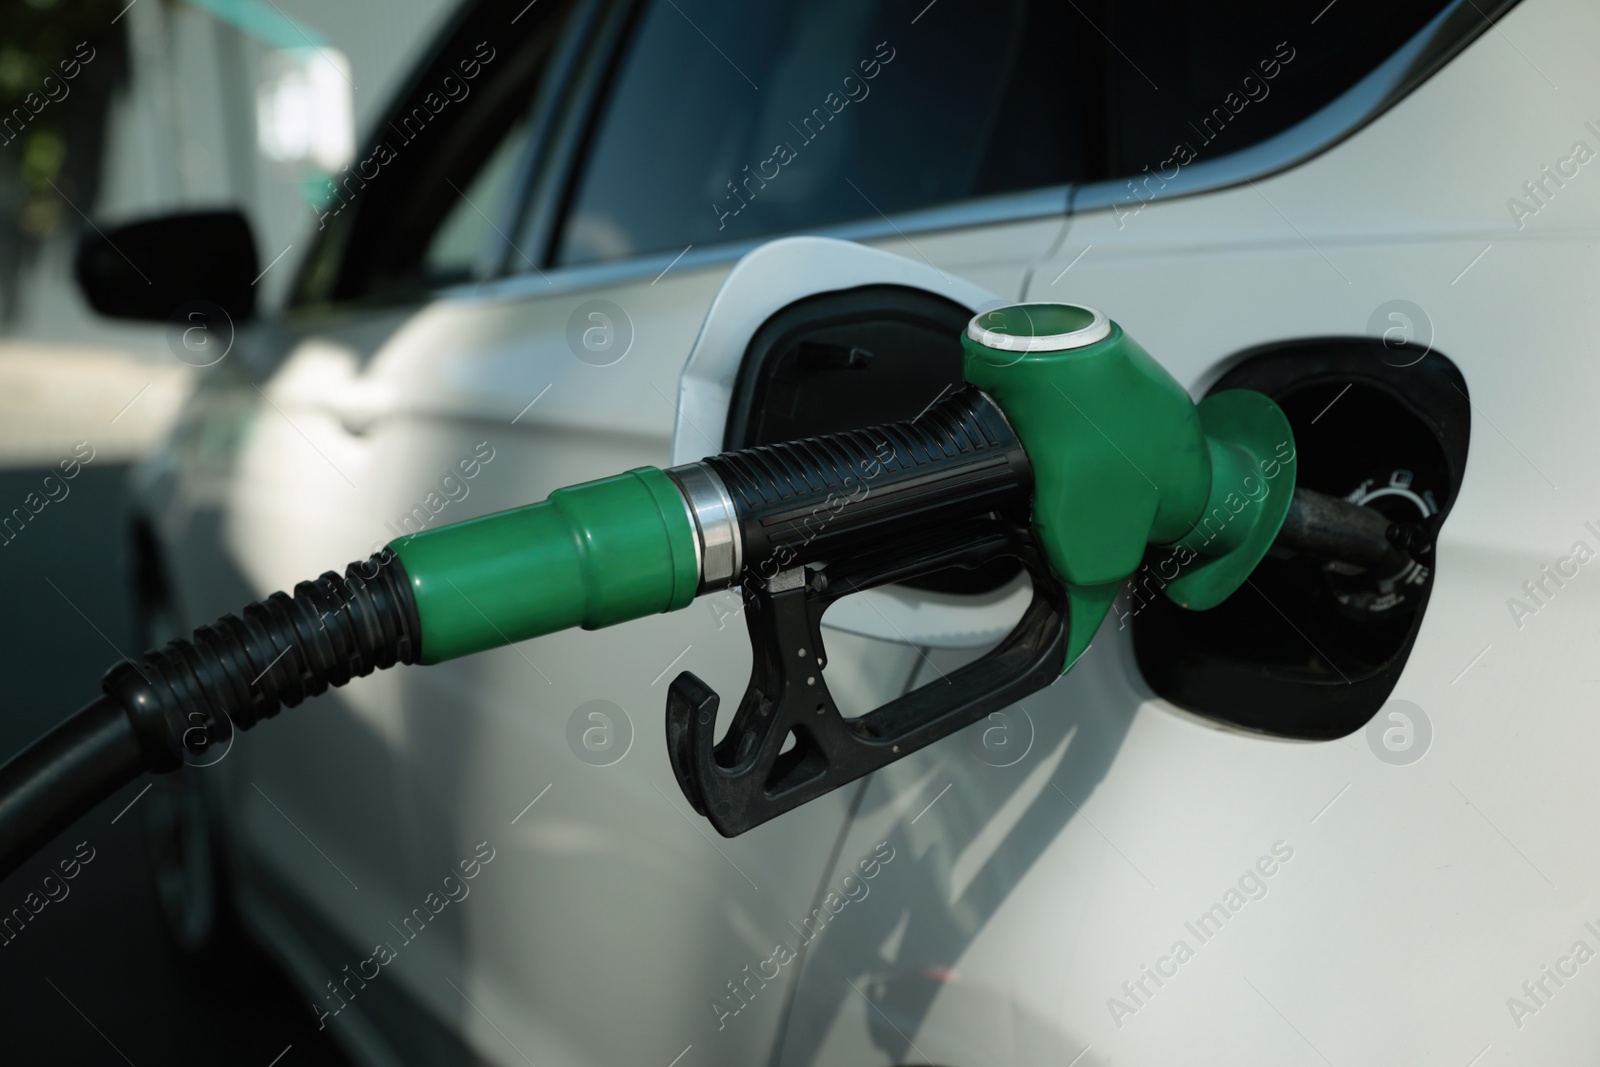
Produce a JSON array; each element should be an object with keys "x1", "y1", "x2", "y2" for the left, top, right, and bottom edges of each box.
[
  {"x1": 292, "y1": 0, "x2": 581, "y2": 306},
  {"x1": 422, "y1": 105, "x2": 539, "y2": 282},
  {"x1": 1099, "y1": 0, "x2": 1454, "y2": 179},
  {"x1": 554, "y1": 0, "x2": 1093, "y2": 267}
]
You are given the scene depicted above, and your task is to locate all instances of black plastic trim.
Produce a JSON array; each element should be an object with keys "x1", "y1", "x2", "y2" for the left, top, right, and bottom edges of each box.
[{"x1": 1131, "y1": 338, "x2": 1470, "y2": 739}]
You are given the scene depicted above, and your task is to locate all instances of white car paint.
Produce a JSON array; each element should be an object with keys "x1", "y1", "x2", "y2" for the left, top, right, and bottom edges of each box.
[
  {"x1": 133, "y1": 0, "x2": 1600, "y2": 1064},
  {"x1": 777, "y1": 0, "x2": 1600, "y2": 1063}
]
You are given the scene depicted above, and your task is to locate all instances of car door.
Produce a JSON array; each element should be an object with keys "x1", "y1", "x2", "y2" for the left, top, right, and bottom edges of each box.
[
  {"x1": 770, "y1": 1, "x2": 1563, "y2": 1064},
  {"x1": 212, "y1": 5, "x2": 824, "y2": 1063},
  {"x1": 201, "y1": 0, "x2": 1095, "y2": 1064}
]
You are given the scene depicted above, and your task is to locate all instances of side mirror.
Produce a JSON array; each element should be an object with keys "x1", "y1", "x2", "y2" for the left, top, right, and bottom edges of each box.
[{"x1": 74, "y1": 210, "x2": 260, "y2": 324}]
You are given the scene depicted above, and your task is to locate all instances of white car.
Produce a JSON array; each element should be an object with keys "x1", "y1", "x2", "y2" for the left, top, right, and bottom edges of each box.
[{"x1": 77, "y1": 0, "x2": 1599, "y2": 1062}]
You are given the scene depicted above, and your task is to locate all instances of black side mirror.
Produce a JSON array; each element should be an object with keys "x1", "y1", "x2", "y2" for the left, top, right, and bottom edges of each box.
[{"x1": 74, "y1": 210, "x2": 260, "y2": 324}]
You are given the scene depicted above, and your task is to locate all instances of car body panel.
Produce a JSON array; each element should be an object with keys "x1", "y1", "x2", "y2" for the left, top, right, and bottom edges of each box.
[{"x1": 778, "y1": 0, "x2": 1600, "y2": 1062}]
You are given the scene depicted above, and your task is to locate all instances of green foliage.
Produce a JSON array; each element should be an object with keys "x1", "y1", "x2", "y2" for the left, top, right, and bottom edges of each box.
[
  {"x1": 0, "y1": 0, "x2": 122, "y2": 110},
  {"x1": 0, "y1": 0, "x2": 125, "y2": 239}
]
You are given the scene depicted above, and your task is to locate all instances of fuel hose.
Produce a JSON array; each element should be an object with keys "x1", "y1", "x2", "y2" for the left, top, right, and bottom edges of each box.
[
  {"x1": 0, "y1": 303, "x2": 1420, "y2": 877},
  {"x1": 0, "y1": 386, "x2": 1029, "y2": 879}
]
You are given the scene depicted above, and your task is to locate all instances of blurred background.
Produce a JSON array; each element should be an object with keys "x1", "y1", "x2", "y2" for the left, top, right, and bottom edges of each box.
[
  {"x1": 1, "y1": 0, "x2": 451, "y2": 1058},
  {"x1": 1, "y1": 0, "x2": 456, "y2": 448}
]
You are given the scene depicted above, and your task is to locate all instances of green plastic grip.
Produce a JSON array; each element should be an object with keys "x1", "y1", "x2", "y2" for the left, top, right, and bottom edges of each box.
[
  {"x1": 962, "y1": 304, "x2": 1296, "y2": 668},
  {"x1": 390, "y1": 467, "x2": 698, "y2": 664}
]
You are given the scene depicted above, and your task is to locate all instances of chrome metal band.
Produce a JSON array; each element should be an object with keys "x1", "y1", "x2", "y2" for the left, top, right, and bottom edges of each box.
[{"x1": 664, "y1": 461, "x2": 742, "y2": 593}]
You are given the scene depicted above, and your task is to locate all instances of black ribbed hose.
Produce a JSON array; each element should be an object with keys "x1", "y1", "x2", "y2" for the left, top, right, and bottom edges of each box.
[
  {"x1": 706, "y1": 386, "x2": 1034, "y2": 572},
  {"x1": 0, "y1": 552, "x2": 420, "y2": 884}
]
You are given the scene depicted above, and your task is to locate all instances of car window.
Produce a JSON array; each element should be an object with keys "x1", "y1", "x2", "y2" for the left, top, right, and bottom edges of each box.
[
  {"x1": 554, "y1": 0, "x2": 1091, "y2": 267},
  {"x1": 292, "y1": 0, "x2": 580, "y2": 306},
  {"x1": 1101, "y1": 0, "x2": 1453, "y2": 179},
  {"x1": 422, "y1": 106, "x2": 539, "y2": 283}
]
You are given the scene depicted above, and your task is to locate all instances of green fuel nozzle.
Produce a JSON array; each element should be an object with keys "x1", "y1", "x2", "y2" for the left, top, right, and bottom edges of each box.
[
  {"x1": 370, "y1": 303, "x2": 1304, "y2": 833},
  {"x1": 960, "y1": 303, "x2": 1298, "y2": 664},
  {"x1": 0, "y1": 303, "x2": 1410, "y2": 874},
  {"x1": 394, "y1": 302, "x2": 1296, "y2": 671}
]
